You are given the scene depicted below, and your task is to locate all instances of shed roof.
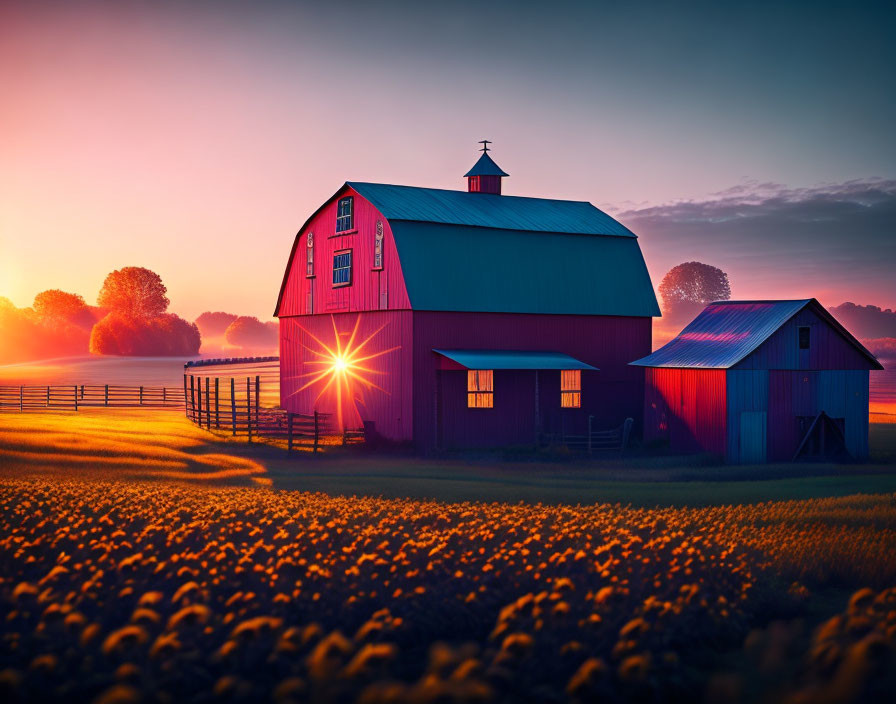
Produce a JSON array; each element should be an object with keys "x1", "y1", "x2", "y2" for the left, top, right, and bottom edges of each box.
[
  {"x1": 630, "y1": 299, "x2": 882, "y2": 369},
  {"x1": 434, "y1": 349, "x2": 597, "y2": 370},
  {"x1": 463, "y1": 152, "x2": 509, "y2": 178},
  {"x1": 347, "y1": 182, "x2": 635, "y2": 237}
]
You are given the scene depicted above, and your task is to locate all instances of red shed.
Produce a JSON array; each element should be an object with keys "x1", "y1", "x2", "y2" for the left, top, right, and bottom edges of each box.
[
  {"x1": 274, "y1": 146, "x2": 660, "y2": 452},
  {"x1": 631, "y1": 300, "x2": 883, "y2": 462}
]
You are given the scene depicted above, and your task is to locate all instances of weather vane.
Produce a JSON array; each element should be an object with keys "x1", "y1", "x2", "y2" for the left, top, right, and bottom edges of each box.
[{"x1": 478, "y1": 140, "x2": 491, "y2": 152}]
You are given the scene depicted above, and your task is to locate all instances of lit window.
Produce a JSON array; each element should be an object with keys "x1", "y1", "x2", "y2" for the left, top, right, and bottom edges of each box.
[
  {"x1": 798, "y1": 326, "x2": 810, "y2": 350},
  {"x1": 374, "y1": 221, "x2": 384, "y2": 269},
  {"x1": 336, "y1": 196, "x2": 354, "y2": 233},
  {"x1": 333, "y1": 249, "x2": 352, "y2": 287},
  {"x1": 306, "y1": 232, "x2": 314, "y2": 277},
  {"x1": 467, "y1": 370, "x2": 493, "y2": 408},
  {"x1": 561, "y1": 369, "x2": 581, "y2": 408}
]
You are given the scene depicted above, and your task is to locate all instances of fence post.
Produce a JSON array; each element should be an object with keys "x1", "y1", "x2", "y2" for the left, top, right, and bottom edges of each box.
[
  {"x1": 205, "y1": 377, "x2": 211, "y2": 429},
  {"x1": 104, "y1": 384, "x2": 109, "y2": 407},
  {"x1": 230, "y1": 378, "x2": 236, "y2": 436},
  {"x1": 183, "y1": 375, "x2": 188, "y2": 416},
  {"x1": 46, "y1": 386, "x2": 50, "y2": 408},
  {"x1": 19, "y1": 386, "x2": 23, "y2": 412},
  {"x1": 587, "y1": 415, "x2": 593, "y2": 457},
  {"x1": 313, "y1": 411, "x2": 319, "y2": 454},
  {"x1": 287, "y1": 413, "x2": 294, "y2": 455},
  {"x1": 139, "y1": 386, "x2": 144, "y2": 406},
  {"x1": 163, "y1": 387, "x2": 167, "y2": 404},
  {"x1": 255, "y1": 375, "x2": 260, "y2": 431},
  {"x1": 246, "y1": 377, "x2": 252, "y2": 443},
  {"x1": 73, "y1": 385, "x2": 78, "y2": 412},
  {"x1": 190, "y1": 376, "x2": 196, "y2": 421},
  {"x1": 214, "y1": 378, "x2": 220, "y2": 428},
  {"x1": 81, "y1": 384, "x2": 85, "y2": 400}
]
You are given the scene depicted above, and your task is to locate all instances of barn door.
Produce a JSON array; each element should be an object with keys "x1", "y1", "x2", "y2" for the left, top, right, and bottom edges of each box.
[{"x1": 739, "y1": 411, "x2": 767, "y2": 464}]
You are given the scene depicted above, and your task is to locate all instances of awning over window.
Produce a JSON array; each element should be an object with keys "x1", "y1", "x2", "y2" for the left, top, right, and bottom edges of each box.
[{"x1": 433, "y1": 349, "x2": 598, "y2": 370}]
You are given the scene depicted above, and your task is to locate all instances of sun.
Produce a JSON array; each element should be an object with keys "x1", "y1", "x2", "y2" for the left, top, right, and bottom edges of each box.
[{"x1": 288, "y1": 315, "x2": 399, "y2": 430}]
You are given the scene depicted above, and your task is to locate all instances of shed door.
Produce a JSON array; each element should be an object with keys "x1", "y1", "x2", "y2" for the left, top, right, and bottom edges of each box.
[{"x1": 739, "y1": 411, "x2": 767, "y2": 464}]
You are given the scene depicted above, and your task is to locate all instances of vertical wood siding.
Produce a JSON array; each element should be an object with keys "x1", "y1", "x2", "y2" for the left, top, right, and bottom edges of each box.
[
  {"x1": 412, "y1": 312, "x2": 651, "y2": 453},
  {"x1": 726, "y1": 370, "x2": 769, "y2": 462},
  {"x1": 643, "y1": 368, "x2": 727, "y2": 456},
  {"x1": 768, "y1": 369, "x2": 870, "y2": 460},
  {"x1": 279, "y1": 310, "x2": 413, "y2": 441},
  {"x1": 734, "y1": 308, "x2": 874, "y2": 370},
  {"x1": 277, "y1": 187, "x2": 411, "y2": 317}
]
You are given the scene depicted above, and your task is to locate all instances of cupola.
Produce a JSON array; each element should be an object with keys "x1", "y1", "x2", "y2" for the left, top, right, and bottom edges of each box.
[{"x1": 465, "y1": 140, "x2": 508, "y2": 195}]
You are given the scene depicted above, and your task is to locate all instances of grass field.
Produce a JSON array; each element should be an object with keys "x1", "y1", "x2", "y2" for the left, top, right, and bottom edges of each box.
[{"x1": 1, "y1": 409, "x2": 895, "y2": 702}]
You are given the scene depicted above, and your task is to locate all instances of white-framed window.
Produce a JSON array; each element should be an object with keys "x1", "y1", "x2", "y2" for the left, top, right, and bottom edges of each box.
[
  {"x1": 306, "y1": 231, "x2": 314, "y2": 277},
  {"x1": 336, "y1": 197, "x2": 354, "y2": 233},
  {"x1": 333, "y1": 249, "x2": 352, "y2": 287},
  {"x1": 467, "y1": 369, "x2": 494, "y2": 408},
  {"x1": 374, "y1": 221, "x2": 384, "y2": 269},
  {"x1": 561, "y1": 369, "x2": 581, "y2": 408}
]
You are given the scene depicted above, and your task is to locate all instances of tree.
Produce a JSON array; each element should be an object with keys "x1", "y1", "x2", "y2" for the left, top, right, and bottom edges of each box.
[
  {"x1": 90, "y1": 312, "x2": 200, "y2": 356},
  {"x1": 33, "y1": 289, "x2": 95, "y2": 328},
  {"x1": 195, "y1": 311, "x2": 238, "y2": 337},
  {"x1": 97, "y1": 267, "x2": 170, "y2": 318},
  {"x1": 224, "y1": 316, "x2": 278, "y2": 351},
  {"x1": 658, "y1": 262, "x2": 731, "y2": 324}
]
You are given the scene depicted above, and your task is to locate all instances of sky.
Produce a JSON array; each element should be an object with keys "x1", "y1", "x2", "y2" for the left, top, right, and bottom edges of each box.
[{"x1": 1, "y1": 0, "x2": 894, "y2": 321}]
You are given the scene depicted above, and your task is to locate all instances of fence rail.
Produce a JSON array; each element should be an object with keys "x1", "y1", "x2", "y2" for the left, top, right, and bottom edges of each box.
[
  {"x1": 0, "y1": 384, "x2": 183, "y2": 411},
  {"x1": 183, "y1": 372, "x2": 339, "y2": 453}
]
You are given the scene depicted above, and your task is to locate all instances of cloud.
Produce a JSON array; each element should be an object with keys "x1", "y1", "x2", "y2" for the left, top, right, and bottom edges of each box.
[{"x1": 615, "y1": 178, "x2": 896, "y2": 308}]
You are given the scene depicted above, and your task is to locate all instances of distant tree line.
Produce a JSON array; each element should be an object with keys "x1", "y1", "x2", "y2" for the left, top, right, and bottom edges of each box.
[{"x1": 0, "y1": 267, "x2": 278, "y2": 364}]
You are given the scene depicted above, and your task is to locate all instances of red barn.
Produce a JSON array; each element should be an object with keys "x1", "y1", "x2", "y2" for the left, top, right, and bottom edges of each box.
[
  {"x1": 274, "y1": 147, "x2": 659, "y2": 452},
  {"x1": 631, "y1": 300, "x2": 883, "y2": 462}
]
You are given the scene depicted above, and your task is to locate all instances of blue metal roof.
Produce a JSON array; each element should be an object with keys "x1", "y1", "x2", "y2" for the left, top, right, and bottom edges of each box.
[
  {"x1": 390, "y1": 221, "x2": 660, "y2": 316},
  {"x1": 348, "y1": 182, "x2": 636, "y2": 237},
  {"x1": 434, "y1": 349, "x2": 597, "y2": 370},
  {"x1": 463, "y1": 152, "x2": 509, "y2": 178},
  {"x1": 630, "y1": 299, "x2": 883, "y2": 369}
]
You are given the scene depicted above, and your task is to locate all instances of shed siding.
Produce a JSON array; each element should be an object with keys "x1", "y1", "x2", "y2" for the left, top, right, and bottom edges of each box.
[
  {"x1": 726, "y1": 370, "x2": 769, "y2": 462},
  {"x1": 277, "y1": 187, "x2": 411, "y2": 317},
  {"x1": 735, "y1": 308, "x2": 872, "y2": 370},
  {"x1": 413, "y1": 312, "x2": 651, "y2": 453},
  {"x1": 278, "y1": 311, "x2": 413, "y2": 441},
  {"x1": 767, "y1": 369, "x2": 870, "y2": 460},
  {"x1": 643, "y1": 368, "x2": 727, "y2": 456}
]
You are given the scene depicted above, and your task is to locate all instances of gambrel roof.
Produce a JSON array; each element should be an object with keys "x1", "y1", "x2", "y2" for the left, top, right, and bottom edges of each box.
[{"x1": 275, "y1": 182, "x2": 660, "y2": 318}]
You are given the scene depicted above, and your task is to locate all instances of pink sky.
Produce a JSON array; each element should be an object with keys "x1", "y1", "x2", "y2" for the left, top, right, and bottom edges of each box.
[{"x1": 1, "y1": 2, "x2": 893, "y2": 322}]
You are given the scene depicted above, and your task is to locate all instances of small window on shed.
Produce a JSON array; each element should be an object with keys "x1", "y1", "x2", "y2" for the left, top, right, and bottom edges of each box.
[
  {"x1": 798, "y1": 326, "x2": 810, "y2": 350},
  {"x1": 561, "y1": 370, "x2": 581, "y2": 408},
  {"x1": 336, "y1": 197, "x2": 354, "y2": 233},
  {"x1": 306, "y1": 232, "x2": 314, "y2": 277},
  {"x1": 467, "y1": 370, "x2": 494, "y2": 408},
  {"x1": 333, "y1": 249, "x2": 353, "y2": 287},
  {"x1": 374, "y1": 221, "x2": 384, "y2": 269}
]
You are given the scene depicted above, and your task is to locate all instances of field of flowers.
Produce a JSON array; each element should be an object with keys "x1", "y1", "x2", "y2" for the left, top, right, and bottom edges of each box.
[{"x1": 1, "y1": 477, "x2": 895, "y2": 703}]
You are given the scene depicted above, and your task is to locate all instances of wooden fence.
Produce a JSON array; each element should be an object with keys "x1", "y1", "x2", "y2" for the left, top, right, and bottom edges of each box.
[
  {"x1": 183, "y1": 372, "x2": 334, "y2": 453},
  {"x1": 0, "y1": 384, "x2": 183, "y2": 411}
]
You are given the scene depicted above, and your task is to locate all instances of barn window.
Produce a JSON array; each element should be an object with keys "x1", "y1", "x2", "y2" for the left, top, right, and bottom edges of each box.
[
  {"x1": 467, "y1": 370, "x2": 493, "y2": 408},
  {"x1": 336, "y1": 197, "x2": 354, "y2": 233},
  {"x1": 798, "y1": 326, "x2": 810, "y2": 350},
  {"x1": 374, "y1": 221, "x2": 384, "y2": 269},
  {"x1": 305, "y1": 232, "x2": 314, "y2": 277},
  {"x1": 561, "y1": 369, "x2": 581, "y2": 408},
  {"x1": 333, "y1": 249, "x2": 352, "y2": 287}
]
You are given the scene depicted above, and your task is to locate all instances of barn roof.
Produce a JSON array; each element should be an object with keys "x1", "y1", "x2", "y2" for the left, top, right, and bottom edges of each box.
[
  {"x1": 347, "y1": 182, "x2": 636, "y2": 237},
  {"x1": 630, "y1": 299, "x2": 883, "y2": 369},
  {"x1": 274, "y1": 182, "x2": 659, "y2": 318}
]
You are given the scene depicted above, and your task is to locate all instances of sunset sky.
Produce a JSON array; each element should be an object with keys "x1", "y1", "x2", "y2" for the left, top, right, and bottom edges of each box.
[{"x1": 1, "y1": 0, "x2": 894, "y2": 322}]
